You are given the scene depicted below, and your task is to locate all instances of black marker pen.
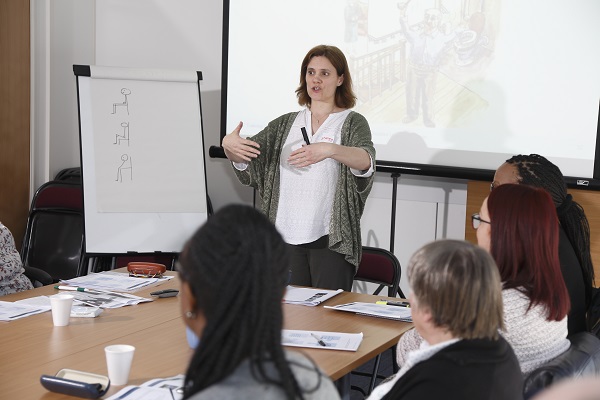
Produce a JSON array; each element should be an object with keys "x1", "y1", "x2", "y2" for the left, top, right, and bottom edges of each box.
[
  {"x1": 377, "y1": 300, "x2": 410, "y2": 308},
  {"x1": 301, "y1": 127, "x2": 310, "y2": 145}
]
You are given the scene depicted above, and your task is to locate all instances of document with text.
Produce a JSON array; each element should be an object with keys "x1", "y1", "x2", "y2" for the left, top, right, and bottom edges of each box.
[
  {"x1": 325, "y1": 302, "x2": 413, "y2": 322},
  {"x1": 282, "y1": 286, "x2": 343, "y2": 306},
  {"x1": 282, "y1": 329, "x2": 363, "y2": 351},
  {"x1": 60, "y1": 271, "x2": 173, "y2": 293}
]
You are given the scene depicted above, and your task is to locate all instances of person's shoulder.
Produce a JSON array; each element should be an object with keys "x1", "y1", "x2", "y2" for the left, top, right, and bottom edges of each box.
[
  {"x1": 269, "y1": 112, "x2": 300, "y2": 125},
  {"x1": 347, "y1": 110, "x2": 368, "y2": 123},
  {"x1": 285, "y1": 351, "x2": 340, "y2": 400},
  {"x1": 285, "y1": 350, "x2": 325, "y2": 377},
  {"x1": 402, "y1": 343, "x2": 522, "y2": 400},
  {"x1": 502, "y1": 287, "x2": 530, "y2": 305},
  {"x1": 0, "y1": 222, "x2": 14, "y2": 248}
]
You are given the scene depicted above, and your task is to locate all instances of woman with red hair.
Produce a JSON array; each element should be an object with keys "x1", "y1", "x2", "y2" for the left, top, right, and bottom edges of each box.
[
  {"x1": 473, "y1": 183, "x2": 570, "y2": 373},
  {"x1": 395, "y1": 183, "x2": 570, "y2": 376}
]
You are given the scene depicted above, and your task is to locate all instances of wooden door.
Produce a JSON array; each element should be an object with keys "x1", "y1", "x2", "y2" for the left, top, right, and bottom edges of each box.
[{"x1": 0, "y1": 0, "x2": 30, "y2": 249}]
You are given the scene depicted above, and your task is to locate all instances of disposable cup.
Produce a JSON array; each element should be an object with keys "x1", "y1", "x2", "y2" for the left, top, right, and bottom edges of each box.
[
  {"x1": 105, "y1": 344, "x2": 135, "y2": 385},
  {"x1": 50, "y1": 294, "x2": 74, "y2": 326}
]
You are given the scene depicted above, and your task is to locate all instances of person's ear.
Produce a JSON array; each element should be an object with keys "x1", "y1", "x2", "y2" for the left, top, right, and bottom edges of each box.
[
  {"x1": 421, "y1": 307, "x2": 434, "y2": 324},
  {"x1": 180, "y1": 280, "x2": 197, "y2": 315},
  {"x1": 337, "y1": 75, "x2": 344, "y2": 86}
]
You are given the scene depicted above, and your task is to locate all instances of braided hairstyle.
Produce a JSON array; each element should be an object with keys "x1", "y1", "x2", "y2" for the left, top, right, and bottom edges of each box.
[
  {"x1": 506, "y1": 154, "x2": 595, "y2": 305},
  {"x1": 179, "y1": 204, "x2": 316, "y2": 399}
]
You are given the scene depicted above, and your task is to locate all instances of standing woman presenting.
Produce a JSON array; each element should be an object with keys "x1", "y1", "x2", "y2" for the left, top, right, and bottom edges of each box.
[{"x1": 222, "y1": 45, "x2": 375, "y2": 291}]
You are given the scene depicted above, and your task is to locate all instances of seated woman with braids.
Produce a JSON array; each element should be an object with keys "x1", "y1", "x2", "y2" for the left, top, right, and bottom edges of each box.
[
  {"x1": 493, "y1": 154, "x2": 593, "y2": 334},
  {"x1": 177, "y1": 204, "x2": 340, "y2": 400}
]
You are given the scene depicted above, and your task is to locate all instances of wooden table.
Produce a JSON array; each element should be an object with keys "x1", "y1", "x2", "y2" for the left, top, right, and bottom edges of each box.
[{"x1": 0, "y1": 272, "x2": 412, "y2": 398}]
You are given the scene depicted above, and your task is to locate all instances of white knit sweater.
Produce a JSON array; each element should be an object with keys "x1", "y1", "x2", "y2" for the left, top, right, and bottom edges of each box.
[
  {"x1": 501, "y1": 288, "x2": 570, "y2": 374},
  {"x1": 396, "y1": 288, "x2": 570, "y2": 375}
]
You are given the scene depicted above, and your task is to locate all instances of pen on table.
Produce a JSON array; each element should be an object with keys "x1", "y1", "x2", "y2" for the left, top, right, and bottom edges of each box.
[
  {"x1": 376, "y1": 300, "x2": 410, "y2": 308},
  {"x1": 310, "y1": 332, "x2": 327, "y2": 347},
  {"x1": 54, "y1": 285, "x2": 93, "y2": 293},
  {"x1": 8, "y1": 309, "x2": 43, "y2": 319},
  {"x1": 73, "y1": 299, "x2": 101, "y2": 308},
  {"x1": 301, "y1": 127, "x2": 310, "y2": 145}
]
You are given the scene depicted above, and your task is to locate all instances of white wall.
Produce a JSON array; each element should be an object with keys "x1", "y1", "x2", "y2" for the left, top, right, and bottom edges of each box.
[{"x1": 31, "y1": 0, "x2": 467, "y2": 295}]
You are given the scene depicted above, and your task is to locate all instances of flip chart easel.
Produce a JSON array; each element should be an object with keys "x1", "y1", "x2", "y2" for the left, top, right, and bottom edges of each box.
[{"x1": 74, "y1": 65, "x2": 208, "y2": 254}]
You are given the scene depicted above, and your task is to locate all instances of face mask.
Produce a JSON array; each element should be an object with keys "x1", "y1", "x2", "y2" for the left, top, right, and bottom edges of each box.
[{"x1": 186, "y1": 326, "x2": 200, "y2": 349}]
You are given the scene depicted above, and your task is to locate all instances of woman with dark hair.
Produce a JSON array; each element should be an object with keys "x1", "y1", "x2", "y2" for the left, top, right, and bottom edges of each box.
[
  {"x1": 493, "y1": 154, "x2": 593, "y2": 334},
  {"x1": 222, "y1": 44, "x2": 375, "y2": 291},
  {"x1": 368, "y1": 240, "x2": 522, "y2": 400},
  {"x1": 475, "y1": 184, "x2": 570, "y2": 373},
  {"x1": 178, "y1": 205, "x2": 339, "y2": 400}
]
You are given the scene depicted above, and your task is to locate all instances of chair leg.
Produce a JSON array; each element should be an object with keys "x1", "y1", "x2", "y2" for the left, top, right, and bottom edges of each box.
[
  {"x1": 368, "y1": 353, "x2": 382, "y2": 394},
  {"x1": 397, "y1": 286, "x2": 406, "y2": 299},
  {"x1": 392, "y1": 345, "x2": 399, "y2": 373}
]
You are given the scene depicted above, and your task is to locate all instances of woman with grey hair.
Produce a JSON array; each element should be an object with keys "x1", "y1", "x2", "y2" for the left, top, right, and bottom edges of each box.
[{"x1": 368, "y1": 239, "x2": 522, "y2": 400}]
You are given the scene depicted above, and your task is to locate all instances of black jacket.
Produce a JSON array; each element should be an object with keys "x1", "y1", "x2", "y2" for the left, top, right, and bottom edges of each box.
[
  {"x1": 558, "y1": 226, "x2": 588, "y2": 334},
  {"x1": 382, "y1": 337, "x2": 523, "y2": 400}
]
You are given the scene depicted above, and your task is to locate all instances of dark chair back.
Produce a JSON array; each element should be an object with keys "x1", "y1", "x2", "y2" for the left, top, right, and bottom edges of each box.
[
  {"x1": 523, "y1": 332, "x2": 600, "y2": 399},
  {"x1": 351, "y1": 246, "x2": 404, "y2": 396},
  {"x1": 21, "y1": 181, "x2": 85, "y2": 282},
  {"x1": 354, "y1": 246, "x2": 404, "y2": 298}
]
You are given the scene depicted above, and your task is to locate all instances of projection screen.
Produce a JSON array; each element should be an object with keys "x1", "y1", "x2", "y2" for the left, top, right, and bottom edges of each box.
[{"x1": 220, "y1": 0, "x2": 600, "y2": 183}]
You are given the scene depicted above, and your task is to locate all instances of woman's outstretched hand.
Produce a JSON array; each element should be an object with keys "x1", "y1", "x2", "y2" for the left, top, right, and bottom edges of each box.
[{"x1": 222, "y1": 121, "x2": 261, "y2": 163}]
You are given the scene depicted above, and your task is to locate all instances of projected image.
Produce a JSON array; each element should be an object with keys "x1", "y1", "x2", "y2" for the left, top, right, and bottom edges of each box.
[
  {"x1": 225, "y1": 0, "x2": 600, "y2": 177},
  {"x1": 347, "y1": 0, "x2": 496, "y2": 130}
]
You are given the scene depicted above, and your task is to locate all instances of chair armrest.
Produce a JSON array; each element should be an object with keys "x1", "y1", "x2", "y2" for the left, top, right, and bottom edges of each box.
[
  {"x1": 23, "y1": 266, "x2": 54, "y2": 286},
  {"x1": 524, "y1": 332, "x2": 600, "y2": 399}
]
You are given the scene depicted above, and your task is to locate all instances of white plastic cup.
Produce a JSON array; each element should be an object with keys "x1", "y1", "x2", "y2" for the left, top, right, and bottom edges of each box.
[
  {"x1": 50, "y1": 294, "x2": 74, "y2": 326},
  {"x1": 105, "y1": 344, "x2": 135, "y2": 385}
]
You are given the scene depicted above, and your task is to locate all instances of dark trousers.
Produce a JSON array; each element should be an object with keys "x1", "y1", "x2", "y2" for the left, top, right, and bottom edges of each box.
[{"x1": 288, "y1": 238, "x2": 355, "y2": 291}]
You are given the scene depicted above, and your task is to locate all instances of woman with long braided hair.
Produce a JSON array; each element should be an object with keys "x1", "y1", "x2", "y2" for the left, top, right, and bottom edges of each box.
[
  {"x1": 178, "y1": 204, "x2": 339, "y2": 400},
  {"x1": 492, "y1": 154, "x2": 594, "y2": 334}
]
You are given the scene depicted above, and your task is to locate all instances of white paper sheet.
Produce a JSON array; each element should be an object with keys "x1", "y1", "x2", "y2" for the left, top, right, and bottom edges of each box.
[
  {"x1": 60, "y1": 271, "x2": 173, "y2": 293},
  {"x1": 282, "y1": 286, "x2": 343, "y2": 306},
  {"x1": 282, "y1": 329, "x2": 363, "y2": 352},
  {"x1": 325, "y1": 302, "x2": 413, "y2": 322},
  {"x1": 0, "y1": 301, "x2": 50, "y2": 321},
  {"x1": 106, "y1": 374, "x2": 185, "y2": 400}
]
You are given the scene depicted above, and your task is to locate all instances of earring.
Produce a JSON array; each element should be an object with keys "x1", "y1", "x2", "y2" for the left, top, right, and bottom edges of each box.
[{"x1": 185, "y1": 311, "x2": 196, "y2": 319}]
